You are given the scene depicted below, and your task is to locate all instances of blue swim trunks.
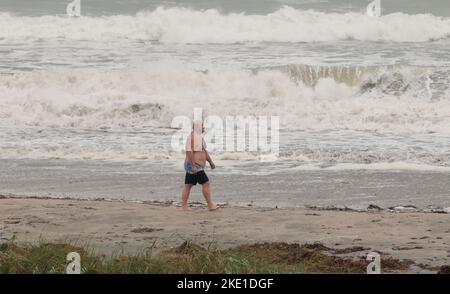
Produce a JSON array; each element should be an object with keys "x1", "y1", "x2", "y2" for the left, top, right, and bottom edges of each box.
[{"x1": 184, "y1": 161, "x2": 204, "y2": 174}]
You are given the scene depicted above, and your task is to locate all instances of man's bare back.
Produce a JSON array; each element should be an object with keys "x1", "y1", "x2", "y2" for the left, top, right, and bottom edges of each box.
[{"x1": 185, "y1": 132, "x2": 207, "y2": 170}]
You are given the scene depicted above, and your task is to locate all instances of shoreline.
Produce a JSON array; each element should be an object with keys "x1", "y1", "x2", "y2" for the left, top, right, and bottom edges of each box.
[
  {"x1": 1, "y1": 193, "x2": 449, "y2": 214},
  {"x1": 2, "y1": 159, "x2": 450, "y2": 210},
  {"x1": 1, "y1": 196, "x2": 449, "y2": 273}
]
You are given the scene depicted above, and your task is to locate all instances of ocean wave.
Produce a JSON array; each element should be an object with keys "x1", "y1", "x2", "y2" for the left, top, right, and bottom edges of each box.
[
  {"x1": 0, "y1": 62, "x2": 449, "y2": 134},
  {"x1": 272, "y1": 63, "x2": 450, "y2": 97},
  {"x1": 1, "y1": 6, "x2": 450, "y2": 43}
]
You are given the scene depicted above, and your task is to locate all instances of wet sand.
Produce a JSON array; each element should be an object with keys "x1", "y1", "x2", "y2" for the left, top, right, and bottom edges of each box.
[
  {"x1": 1, "y1": 159, "x2": 450, "y2": 209},
  {"x1": 1, "y1": 196, "x2": 449, "y2": 273}
]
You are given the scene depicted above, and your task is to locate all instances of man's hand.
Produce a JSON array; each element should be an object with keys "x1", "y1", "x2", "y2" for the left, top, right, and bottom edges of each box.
[
  {"x1": 191, "y1": 165, "x2": 197, "y2": 173},
  {"x1": 210, "y1": 162, "x2": 216, "y2": 169}
]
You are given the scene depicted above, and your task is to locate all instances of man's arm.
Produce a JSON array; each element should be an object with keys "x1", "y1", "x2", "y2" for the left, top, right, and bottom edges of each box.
[
  {"x1": 186, "y1": 135, "x2": 197, "y2": 173},
  {"x1": 205, "y1": 150, "x2": 215, "y2": 169}
]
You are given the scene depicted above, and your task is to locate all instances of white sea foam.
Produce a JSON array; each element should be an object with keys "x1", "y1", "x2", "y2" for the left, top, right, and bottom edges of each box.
[
  {"x1": 307, "y1": 162, "x2": 450, "y2": 172},
  {"x1": 1, "y1": 7, "x2": 450, "y2": 43},
  {"x1": 0, "y1": 61, "x2": 449, "y2": 166},
  {"x1": 0, "y1": 62, "x2": 449, "y2": 135}
]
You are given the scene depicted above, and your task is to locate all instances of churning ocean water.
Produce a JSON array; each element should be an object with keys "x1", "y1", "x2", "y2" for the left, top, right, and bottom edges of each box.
[{"x1": 0, "y1": 0, "x2": 450, "y2": 174}]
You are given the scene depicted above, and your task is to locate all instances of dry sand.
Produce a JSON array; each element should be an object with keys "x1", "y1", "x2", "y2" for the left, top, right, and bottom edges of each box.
[{"x1": 1, "y1": 196, "x2": 449, "y2": 273}]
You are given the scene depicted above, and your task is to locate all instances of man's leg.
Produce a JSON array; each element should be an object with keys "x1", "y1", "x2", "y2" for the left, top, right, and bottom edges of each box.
[
  {"x1": 181, "y1": 184, "x2": 193, "y2": 211},
  {"x1": 202, "y1": 182, "x2": 218, "y2": 211}
]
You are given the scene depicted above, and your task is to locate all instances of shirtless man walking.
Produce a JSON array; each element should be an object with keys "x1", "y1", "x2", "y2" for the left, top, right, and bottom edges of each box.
[{"x1": 181, "y1": 121, "x2": 218, "y2": 211}]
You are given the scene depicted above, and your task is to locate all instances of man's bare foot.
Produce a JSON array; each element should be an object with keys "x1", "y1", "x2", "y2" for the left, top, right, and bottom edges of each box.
[
  {"x1": 181, "y1": 205, "x2": 191, "y2": 211},
  {"x1": 208, "y1": 204, "x2": 220, "y2": 211}
]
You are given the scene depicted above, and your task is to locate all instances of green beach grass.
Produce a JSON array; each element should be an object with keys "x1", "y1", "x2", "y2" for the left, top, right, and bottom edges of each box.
[{"x1": 0, "y1": 240, "x2": 414, "y2": 274}]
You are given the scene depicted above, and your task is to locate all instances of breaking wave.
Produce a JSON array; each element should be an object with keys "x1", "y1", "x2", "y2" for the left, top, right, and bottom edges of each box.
[
  {"x1": 0, "y1": 62, "x2": 449, "y2": 135},
  {"x1": 1, "y1": 6, "x2": 450, "y2": 43}
]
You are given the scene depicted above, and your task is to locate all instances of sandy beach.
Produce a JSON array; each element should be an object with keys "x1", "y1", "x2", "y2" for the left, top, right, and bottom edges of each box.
[
  {"x1": 1, "y1": 195, "x2": 449, "y2": 273},
  {"x1": 1, "y1": 0, "x2": 450, "y2": 281}
]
